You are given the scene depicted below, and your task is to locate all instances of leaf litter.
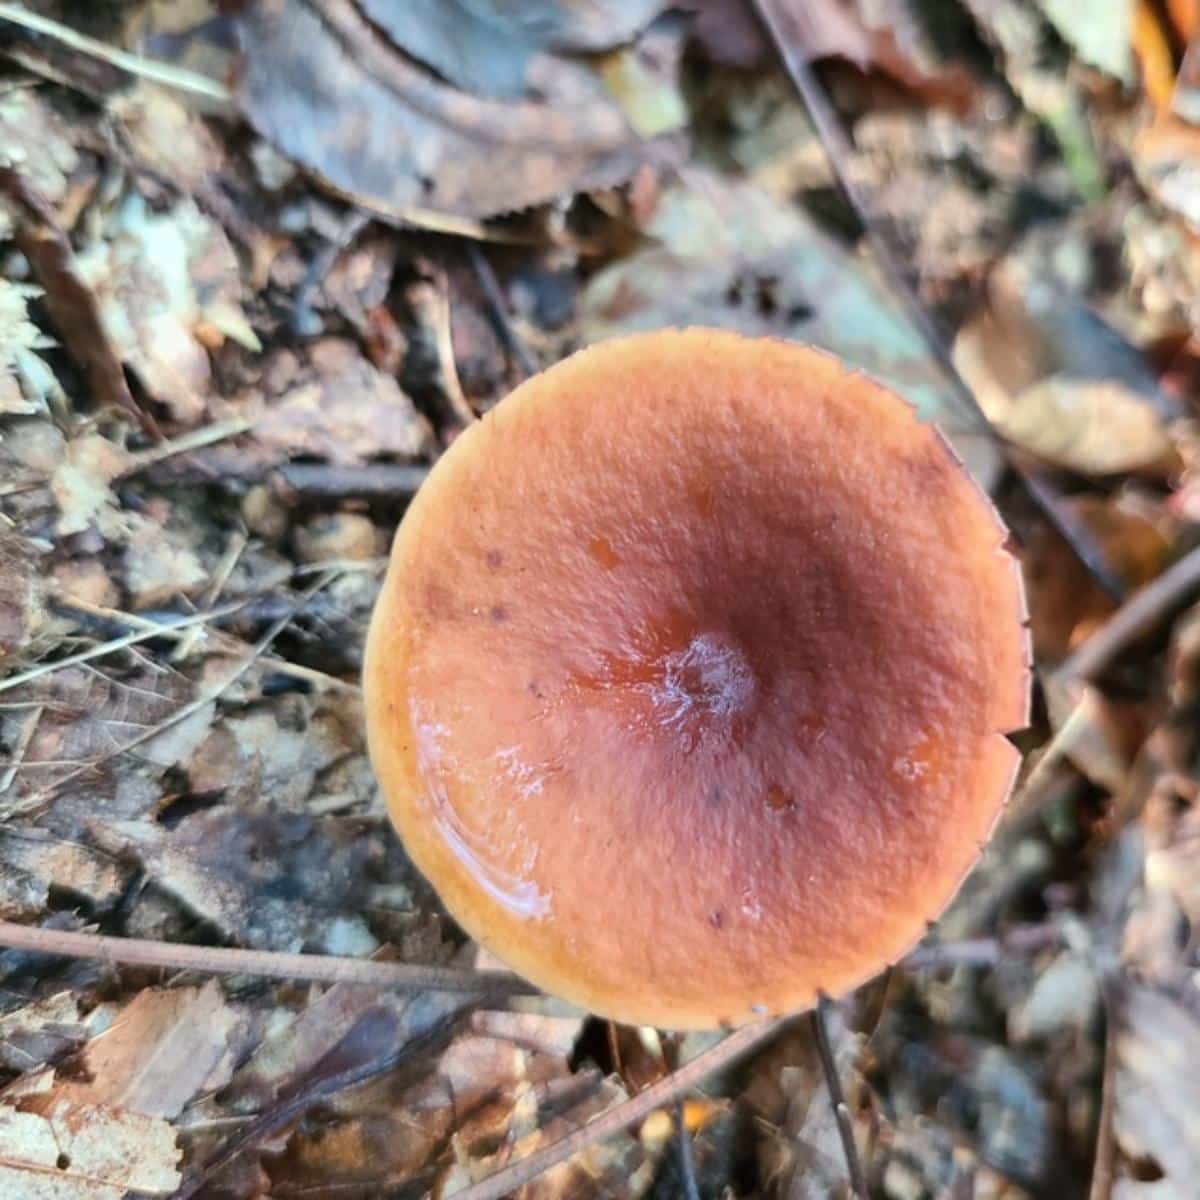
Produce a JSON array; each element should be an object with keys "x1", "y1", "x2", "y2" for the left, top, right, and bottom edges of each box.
[{"x1": 1, "y1": 1, "x2": 1200, "y2": 1197}]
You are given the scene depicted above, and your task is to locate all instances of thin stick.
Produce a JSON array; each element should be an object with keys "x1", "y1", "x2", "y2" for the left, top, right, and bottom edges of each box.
[
  {"x1": 451, "y1": 1018, "x2": 785, "y2": 1200},
  {"x1": 0, "y1": 599, "x2": 251, "y2": 696},
  {"x1": 1088, "y1": 990, "x2": 1118, "y2": 1200},
  {"x1": 675, "y1": 1099, "x2": 702, "y2": 1200},
  {"x1": 0, "y1": 918, "x2": 1055, "y2": 995},
  {"x1": 810, "y1": 997, "x2": 868, "y2": 1200},
  {"x1": 466, "y1": 242, "x2": 537, "y2": 380},
  {"x1": 902, "y1": 921, "x2": 1060, "y2": 970},
  {"x1": 749, "y1": 0, "x2": 1125, "y2": 600},
  {"x1": 121, "y1": 418, "x2": 254, "y2": 477},
  {"x1": 0, "y1": 920, "x2": 534, "y2": 995},
  {"x1": 0, "y1": 2, "x2": 231, "y2": 101},
  {"x1": 1057, "y1": 543, "x2": 1200, "y2": 683}
]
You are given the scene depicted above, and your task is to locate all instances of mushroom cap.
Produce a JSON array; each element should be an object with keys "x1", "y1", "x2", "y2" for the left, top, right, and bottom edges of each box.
[{"x1": 364, "y1": 329, "x2": 1029, "y2": 1030}]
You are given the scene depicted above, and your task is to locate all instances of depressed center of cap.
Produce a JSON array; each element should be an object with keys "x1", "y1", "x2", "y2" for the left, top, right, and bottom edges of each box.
[{"x1": 655, "y1": 632, "x2": 755, "y2": 729}]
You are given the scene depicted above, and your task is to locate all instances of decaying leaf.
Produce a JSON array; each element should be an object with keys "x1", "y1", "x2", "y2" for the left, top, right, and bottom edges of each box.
[
  {"x1": 0, "y1": 167, "x2": 148, "y2": 433},
  {"x1": 0, "y1": 90, "x2": 80, "y2": 241},
  {"x1": 0, "y1": 533, "x2": 41, "y2": 666},
  {"x1": 0, "y1": 993, "x2": 86, "y2": 1075},
  {"x1": 687, "y1": 0, "x2": 973, "y2": 104},
  {"x1": 1134, "y1": 120, "x2": 1200, "y2": 233},
  {"x1": 1109, "y1": 982, "x2": 1200, "y2": 1198},
  {"x1": 0, "y1": 280, "x2": 59, "y2": 417},
  {"x1": 361, "y1": 0, "x2": 669, "y2": 99},
  {"x1": 56, "y1": 981, "x2": 241, "y2": 1119},
  {"x1": 233, "y1": 0, "x2": 682, "y2": 221},
  {"x1": 0, "y1": 832, "x2": 126, "y2": 915},
  {"x1": 76, "y1": 192, "x2": 258, "y2": 426},
  {"x1": 266, "y1": 1006, "x2": 586, "y2": 1193},
  {"x1": 954, "y1": 257, "x2": 1178, "y2": 475},
  {"x1": 103, "y1": 805, "x2": 387, "y2": 952},
  {"x1": 247, "y1": 340, "x2": 432, "y2": 466},
  {"x1": 47, "y1": 433, "x2": 129, "y2": 538},
  {"x1": 990, "y1": 376, "x2": 1175, "y2": 476},
  {"x1": 0, "y1": 1092, "x2": 182, "y2": 1199},
  {"x1": 0, "y1": 662, "x2": 189, "y2": 818}
]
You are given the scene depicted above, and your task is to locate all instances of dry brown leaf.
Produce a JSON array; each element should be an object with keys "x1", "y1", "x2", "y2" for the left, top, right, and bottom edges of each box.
[
  {"x1": 57, "y1": 981, "x2": 240, "y2": 1118},
  {"x1": 362, "y1": 0, "x2": 669, "y2": 98},
  {"x1": 233, "y1": 0, "x2": 680, "y2": 221},
  {"x1": 0, "y1": 993, "x2": 85, "y2": 1076},
  {"x1": 108, "y1": 83, "x2": 230, "y2": 196},
  {"x1": 686, "y1": 0, "x2": 973, "y2": 105},
  {"x1": 437, "y1": 1073, "x2": 653, "y2": 1199},
  {"x1": 0, "y1": 533, "x2": 41, "y2": 666},
  {"x1": 955, "y1": 258, "x2": 1178, "y2": 476},
  {"x1": 0, "y1": 662, "x2": 188, "y2": 820},
  {"x1": 1109, "y1": 982, "x2": 1200, "y2": 1198},
  {"x1": 249, "y1": 339, "x2": 432, "y2": 466},
  {"x1": 0, "y1": 90, "x2": 80, "y2": 240},
  {"x1": 0, "y1": 832, "x2": 126, "y2": 914},
  {"x1": 0, "y1": 168, "x2": 149, "y2": 434},
  {"x1": 77, "y1": 193, "x2": 257, "y2": 426},
  {"x1": 0, "y1": 280, "x2": 59, "y2": 418},
  {"x1": 103, "y1": 805, "x2": 385, "y2": 952},
  {"x1": 121, "y1": 512, "x2": 209, "y2": 607},
  {"x1": 995, "y1": 376, "x2": 1175, "y2": 476},
  {"x1": 1134, "y1": 119, "x2": 1200, "y2": 232},
  {"x1": 264, "y1": 1003, "x2": 585, "y2": 1193},
  {"x1": 0, "y1": 1092, "x2": 181, "y2": 1198},
  {"x1": 48, "y1": 433, "x2": 128, "y2": 537}
]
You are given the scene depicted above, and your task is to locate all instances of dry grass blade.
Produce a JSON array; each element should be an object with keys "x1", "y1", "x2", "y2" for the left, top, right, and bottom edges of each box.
[
  {"x1": 13, "y1": 572, "x2": 337, "y2": 813},
  {"x1": 0, "y1": 598, "x2": 250, "y2": 697},
  {"x1": 451, "y1": 1018, "x2": 788, "y2": 1200},
  {"x1": 0, "y1": 2, "x2": 231, "y2": 101},
  {"x1": 0, "y1": 920, "x2": 535, "y2": 995}
]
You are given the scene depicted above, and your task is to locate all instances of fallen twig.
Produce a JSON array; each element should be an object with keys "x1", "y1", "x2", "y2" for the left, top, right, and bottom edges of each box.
[
  {"x1": 1056, "y1": 542, "x2": 1200, "y2": 683},
  {"x1": 0, "y1": 922, "x2": 1056, "y2": 999},
  {"x1": 466, "y1": 242, "x2": 537, "y2": 380},
  {"x1": 811, "y1": 997, "x2": 869, "y2": 1199},
  {"x1": 1088, "y1": 986, "x2": 1118, "y2": 1200},
  {"x1": 0, "y1": 919, "x2": 535, "y2": 996},
  {"x1": 674, "y1": 1098, "x2": 702, "y2": 1200}
]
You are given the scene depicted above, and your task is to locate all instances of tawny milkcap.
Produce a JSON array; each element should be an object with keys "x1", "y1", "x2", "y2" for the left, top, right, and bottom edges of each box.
[{"x1": 364, "y1": 329, "x2": 1029, "y2": 1030}]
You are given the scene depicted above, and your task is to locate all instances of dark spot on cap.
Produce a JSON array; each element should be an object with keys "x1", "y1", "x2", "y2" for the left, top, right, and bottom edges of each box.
[
  {"x1": 587, "y1": 536, "x2": 619, "y2": 570},
  {"x1": 766, "y1": 784, "x2": 794, "y2": 811},
  {"x1": 424, "y1": 580, "x2": 456, "y2": 621}
]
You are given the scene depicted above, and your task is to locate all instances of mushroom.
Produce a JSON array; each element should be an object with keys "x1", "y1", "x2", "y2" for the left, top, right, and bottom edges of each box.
[{"x1": 364, "y1": 328, "x2": 1029, "y2": 1030}]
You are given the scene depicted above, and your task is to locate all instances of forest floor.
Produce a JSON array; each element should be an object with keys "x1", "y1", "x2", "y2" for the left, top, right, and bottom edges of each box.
[{"x1": 1, "y1": 2, "x2": 1199, "y2": 1198}]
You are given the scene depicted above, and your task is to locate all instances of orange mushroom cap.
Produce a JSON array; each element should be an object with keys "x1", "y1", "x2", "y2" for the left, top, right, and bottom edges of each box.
[{"x1": 364, "y1": 329, "x2": 1029, "y2": 1030}]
